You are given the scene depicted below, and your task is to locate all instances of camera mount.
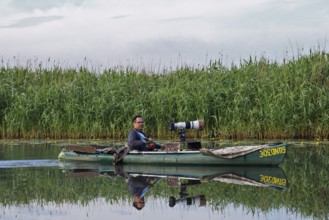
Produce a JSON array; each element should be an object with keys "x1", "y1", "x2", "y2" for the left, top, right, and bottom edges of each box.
[{"x1": 168, "y1": 120, "x2": 204, "y2": 150}]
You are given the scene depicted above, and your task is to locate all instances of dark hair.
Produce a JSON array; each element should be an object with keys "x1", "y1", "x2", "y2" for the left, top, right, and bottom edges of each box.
[
  {"x1": 132, "y1": 201, "x2": 144, "y2": 210},
  {"x1": 132, "y1": 115, "x2": 143, "y2": 123}
]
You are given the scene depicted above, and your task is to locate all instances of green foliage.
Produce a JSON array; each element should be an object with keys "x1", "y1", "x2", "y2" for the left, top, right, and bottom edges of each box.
[{"x1": 0, "y1": 50, "x2": 329, "y2": 139}]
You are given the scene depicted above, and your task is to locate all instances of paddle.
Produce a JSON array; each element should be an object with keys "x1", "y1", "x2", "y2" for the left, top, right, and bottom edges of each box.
[
  {"x1": 65, "y1": 145, "x2": 98, "y2": 154},
  {"x1": 65, "y1": 145, "x2": 117, "y2": 154},
  {"x1": 139, "y1": 177, "x2": 162, "y2": 198},
  {"x1": 65, "y1": 142, "x2": 181, "y2": 154},
  {"x1": 136, "y1": 131, "x2": 162, "y2": 148}
]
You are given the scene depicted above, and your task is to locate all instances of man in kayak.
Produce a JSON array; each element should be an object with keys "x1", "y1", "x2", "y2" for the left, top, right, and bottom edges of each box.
[{"x1": 128, "y1": 115, "x2": 162, "y2": 151}]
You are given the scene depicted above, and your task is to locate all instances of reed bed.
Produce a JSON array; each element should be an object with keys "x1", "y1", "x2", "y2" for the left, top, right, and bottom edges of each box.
[{"x1": 0, "y1": 50, "x2": 328, "y2": 139}]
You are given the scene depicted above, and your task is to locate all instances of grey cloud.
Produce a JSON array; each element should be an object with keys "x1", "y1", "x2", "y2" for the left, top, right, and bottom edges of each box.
[
  {"x1": 111, "y1": 15, "x2": 130, "y2": 20},
  {"x1": 129, "y1": 37, "x2": 203, "y2": 53},
  {"x1": 235, "y1": 1, "x2": 328, "y2": 29},
  {"x1": 160, "y1": 16, "x2": 203, "y2": 23},
  {"x1": 1, "y1": 16, "x2": 64, "y2": 28},
  {"x1": 127, "y1": 37, "x2": 219, "y2": 65},
  {"x1": 8, "y1": 0, "x2": 86, "y2": 12}
]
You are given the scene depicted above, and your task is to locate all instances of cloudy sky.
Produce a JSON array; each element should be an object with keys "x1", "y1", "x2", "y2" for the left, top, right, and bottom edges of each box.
[{"x1": 0, "y1": 0, "x2": 328, "y2": 70}]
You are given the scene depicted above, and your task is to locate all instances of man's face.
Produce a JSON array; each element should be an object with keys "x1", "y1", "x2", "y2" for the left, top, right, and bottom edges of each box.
[
  {"x1": 134, "y1": 196, "x2": 145, "y2": 209},
  {"x1": 133, "y1": 117, "x2": 144, "y2": 130}
]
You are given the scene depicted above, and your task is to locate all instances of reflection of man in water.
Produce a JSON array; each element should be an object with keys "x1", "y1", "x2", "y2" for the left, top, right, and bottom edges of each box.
[
  {"x1": 128, "y1": 176, "x2": 152, "y2": 210},
  {"x1": 115, "y1": 165, "x2": 156, "y2": 210}
]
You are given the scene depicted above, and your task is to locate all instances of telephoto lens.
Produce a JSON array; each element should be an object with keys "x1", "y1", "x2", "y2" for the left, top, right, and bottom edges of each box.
[{"x1": 168, "y1": 120, "x2": 204, "y2": 131}]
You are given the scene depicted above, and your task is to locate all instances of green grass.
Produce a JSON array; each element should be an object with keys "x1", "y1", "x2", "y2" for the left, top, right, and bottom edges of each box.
[{"x1": 0, "y1": 49, "x2": 329, "y2": 139}]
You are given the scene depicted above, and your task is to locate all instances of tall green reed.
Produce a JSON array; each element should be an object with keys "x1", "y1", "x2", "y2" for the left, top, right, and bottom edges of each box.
[{"x1": 0, "y1": 50, "x2": 328, "y2": 139}]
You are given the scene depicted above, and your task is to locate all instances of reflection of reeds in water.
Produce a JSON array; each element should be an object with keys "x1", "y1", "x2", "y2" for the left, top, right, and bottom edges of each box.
[
  {"x1": 0, "y1": 145, "x2": 329, "y2": 220},
  {"x1": 0, "y1": 50, "x2": 328, "y2": 139},
  {"x1": 280, "y1": 145, "x2": 329, "y2": 219}
]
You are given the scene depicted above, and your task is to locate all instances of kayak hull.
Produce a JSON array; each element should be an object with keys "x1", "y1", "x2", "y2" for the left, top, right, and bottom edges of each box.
[{"x1": 58, "y1": 142, "x2": 287, "y2": 166}]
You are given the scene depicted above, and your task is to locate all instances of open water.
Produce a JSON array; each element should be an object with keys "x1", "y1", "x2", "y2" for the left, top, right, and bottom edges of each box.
[{"x1": 0, "y1": 139, "x2": 328, "y2": 220}]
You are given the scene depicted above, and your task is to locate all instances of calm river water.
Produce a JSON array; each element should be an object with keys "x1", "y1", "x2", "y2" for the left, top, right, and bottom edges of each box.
[{"x1": 0, "y1": 140, "x2": 328, "y2": 220}]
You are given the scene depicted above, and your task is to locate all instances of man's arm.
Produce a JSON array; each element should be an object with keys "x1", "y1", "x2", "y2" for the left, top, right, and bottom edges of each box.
[{"x1": 128, "y1": 129, "x2": 147, "y2": 150}]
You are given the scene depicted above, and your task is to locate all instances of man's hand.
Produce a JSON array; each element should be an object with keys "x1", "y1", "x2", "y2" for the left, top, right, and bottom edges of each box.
[{"x1": 147, "y1": 142, "x2": 155, "y2": 150}]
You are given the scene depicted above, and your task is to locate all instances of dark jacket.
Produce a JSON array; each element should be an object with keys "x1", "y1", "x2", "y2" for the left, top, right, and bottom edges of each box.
[
  {"x1": 127, "y1": 128, "x2": 161, "y2": 151},
  {"x1": 127, "y1": 128, "x2": 148, "y2": 151},
  {"x1": 128, "y1": 176, "x2": 148, "y2": 197}
]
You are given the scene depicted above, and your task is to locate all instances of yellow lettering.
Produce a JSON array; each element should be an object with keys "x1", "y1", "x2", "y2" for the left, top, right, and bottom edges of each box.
[
  {"x1": 259, "y1": 146, "x2": 286, "y2": 157},
  {"x1": 260, "y1": 175, "x2": 287, "y2": 186},
  {"x1": 271, "y1": 148, "x2": 278, "y2": 155},
  {"x1": 281, "y1": 147, "x2": 286, "y2": 154}
]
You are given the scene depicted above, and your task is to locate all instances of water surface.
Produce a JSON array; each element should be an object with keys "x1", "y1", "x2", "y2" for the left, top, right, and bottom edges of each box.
[{"x1": 0, "y1": 140, "x2": 328, "y2": 220}]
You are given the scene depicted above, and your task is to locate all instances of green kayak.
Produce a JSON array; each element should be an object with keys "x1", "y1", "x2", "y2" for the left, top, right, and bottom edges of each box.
[{"x1": 58, "y1": 142, "x2": 287, "y2": 166}]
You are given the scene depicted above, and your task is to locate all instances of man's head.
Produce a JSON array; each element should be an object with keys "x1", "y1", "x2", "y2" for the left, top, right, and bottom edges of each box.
[
  {"x1": 132, "y1": 115, "x2": 144, "y2": 130},
  {"x1": 133, "y1": 196, "x2": 145, "y2": 210}
]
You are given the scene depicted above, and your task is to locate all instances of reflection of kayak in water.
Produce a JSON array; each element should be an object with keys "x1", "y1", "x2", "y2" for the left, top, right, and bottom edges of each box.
[
  {"x1": 118, "y1": 165, "x2": 289, "y2": 189},
  {"x1": 58, "y1": 142, "x2": 287, "y2": 166},
  {"x1": 61, "y1": 162, "x2": 289, "y2": 190}
]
